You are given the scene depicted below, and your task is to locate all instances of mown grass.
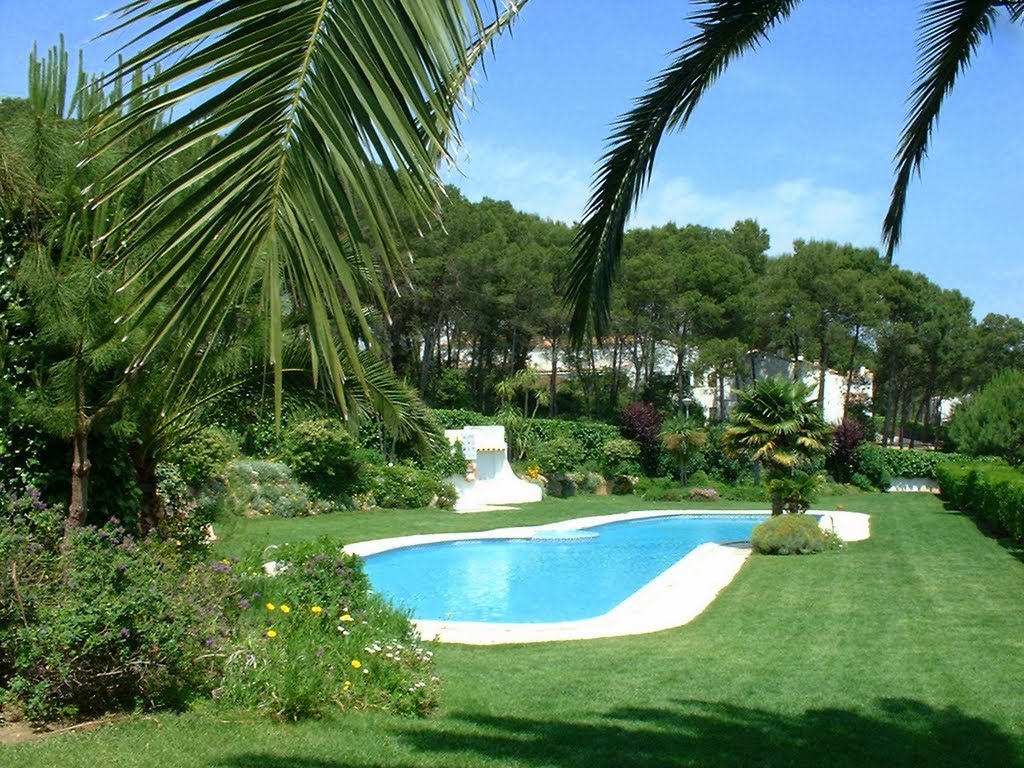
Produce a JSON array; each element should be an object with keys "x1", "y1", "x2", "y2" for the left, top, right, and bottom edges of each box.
[{"x1": 6, "y1": 493, "x2": 1024, "y2": 767}]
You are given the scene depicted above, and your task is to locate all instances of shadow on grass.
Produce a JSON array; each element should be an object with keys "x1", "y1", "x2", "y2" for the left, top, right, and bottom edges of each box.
[
  {"x1": 419, "y1": 698, "x2": 1022, "y2": 768},
  {"x1": 213, "y1": 698, "x2": 1022, "y2": 768},
  {"x1": 940, "y1": 500, "x2": 1024, "y2": 565}
]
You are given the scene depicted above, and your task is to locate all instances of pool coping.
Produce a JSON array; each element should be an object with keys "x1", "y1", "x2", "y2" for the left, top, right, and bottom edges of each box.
[{"x1": 345, "y1": 508, "x2": 871, "y2": 645}]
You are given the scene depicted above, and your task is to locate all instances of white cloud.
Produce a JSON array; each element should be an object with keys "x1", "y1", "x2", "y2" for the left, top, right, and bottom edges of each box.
[
  {"x1": 442, "y1": 141, "x2": 592, "y2": 225},
  {"x1": 631, "y1": 176, "x2": 883, "y2": 254},
  {"x1": 443, "y1": 142, "x2": 885, "y2": 254}
]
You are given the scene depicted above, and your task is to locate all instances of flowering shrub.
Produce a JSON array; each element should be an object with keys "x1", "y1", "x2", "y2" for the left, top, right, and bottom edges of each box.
[
  {"x1": 220, "y1": 539, "x2": 440, "y2": 719},
  {"x1": 0, "y1": 509, "x2": 239, "y2": 721}
]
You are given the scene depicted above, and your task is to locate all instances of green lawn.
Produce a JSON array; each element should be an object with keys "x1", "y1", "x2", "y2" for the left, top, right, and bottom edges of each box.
[{"x1": 7, "y1": 493, "x2": 1024, "y2": 767}]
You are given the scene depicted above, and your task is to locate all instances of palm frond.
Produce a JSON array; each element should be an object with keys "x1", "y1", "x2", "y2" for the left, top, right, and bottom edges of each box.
[
  {"x1": 90, "y1": 0, "x2": 520, "y2": 423},
  {"x1": 566, "y1": 0, "x2": 801, "y2": 340},
  {"x1": 882, "y1": 0, "x2": 1005, "y2": 260}
]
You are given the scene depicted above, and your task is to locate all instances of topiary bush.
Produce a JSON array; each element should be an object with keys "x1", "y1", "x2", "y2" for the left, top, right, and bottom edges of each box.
[
  {"x1": 282, "y1": 419, "x2": 366, "y2": 499},
  {"x1": 751, "y1": 514, "x2": 832, "y2": 555}
]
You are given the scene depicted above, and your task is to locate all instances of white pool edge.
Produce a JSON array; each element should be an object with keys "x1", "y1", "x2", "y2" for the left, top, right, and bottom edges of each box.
[{"x1": 345, "y1": 508, "x2": 871, "y2": 645}]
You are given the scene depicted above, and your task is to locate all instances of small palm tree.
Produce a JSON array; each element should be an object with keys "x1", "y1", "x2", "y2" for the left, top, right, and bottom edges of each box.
[
  {"x1": 660, "y1": 415, "x2": 706, "y2": 487},
  {"x1": 724, "y1": 377, "x2": 832, "y2": 515}
]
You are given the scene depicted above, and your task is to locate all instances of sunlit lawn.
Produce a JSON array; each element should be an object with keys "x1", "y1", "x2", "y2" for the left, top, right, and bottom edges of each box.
[{"x1": 7, "y1": 492, "x2": 1024, "y2": 767}]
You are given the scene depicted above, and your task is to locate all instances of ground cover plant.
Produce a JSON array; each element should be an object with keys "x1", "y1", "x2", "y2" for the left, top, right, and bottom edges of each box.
[{"x1": 5, "y1": 493, "x2": 1024, "y2": 766}]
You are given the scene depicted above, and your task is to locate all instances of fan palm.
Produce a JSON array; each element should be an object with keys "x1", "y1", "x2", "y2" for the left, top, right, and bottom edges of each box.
[
  {"x1": 567, "y1": 0, "x2": 1024, "y2": 338},
  {"x1": 91, "y1": 0, "x2": 521, "y2": 422},
  {"x1": 723, "y1": 377, "x2": 831, "y2": 514}
]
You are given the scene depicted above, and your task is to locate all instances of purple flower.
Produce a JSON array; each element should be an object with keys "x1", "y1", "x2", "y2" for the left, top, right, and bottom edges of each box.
[{"x1": 119, "y1": 628, "x2": 131, "y2": 639}]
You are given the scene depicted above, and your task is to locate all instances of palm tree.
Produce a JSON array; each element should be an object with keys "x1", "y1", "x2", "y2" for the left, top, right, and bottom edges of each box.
[
  {"x1": 567, "y1": 0, "x2": 1024, "y2": 338},
  {"x1": 660, "y1": 415, "x2": 706, "y2": 487},
  {"x1": 92, "y1": 0, "x2": 521, "y2": 424},
  {"x1": 723, "y1": 377, "x2": 831, "y2": 515}
]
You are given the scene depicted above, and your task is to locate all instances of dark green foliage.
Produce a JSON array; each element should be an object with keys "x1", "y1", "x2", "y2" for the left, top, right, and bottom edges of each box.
[
  {"x1": 751, "y1": 513, "x2": 831, "y2": 555},
  {"x1": 282, "y1": 419, "x2": 365, "y2": 500},
  {"x1": 851, "y1": 444, "x2": 893, "y2": 490},
  {"x1": 935, "y1": 461, "x2": 1024, "y2": 542},
  {"x1": 357, "y1": 463, "x2": 456, "y2": 510},
  {"x1": 169, "y1": 426, "x2": 240, "y2": 488},
  {"x1": 530, "y1": 436, "x2": 585, "y2": 476},
  {"x1": 529, "y1": 419, "x2": 621, "y2": 466},
  {"x1": 1, "y1": 509, "x2": 238, "y2": 720},
  {"x1": 947, "y1": 369, "x2": 1024, "y2": 465},
  {"x1": 619, "y1": 403, "x2": 662, "y2": 475},
  {"x1": 430, "y1": 408, "x2": 499, "y2": 430},
  {"x1": 699, "y1": 425, "x2": 752, "y2": 483}
]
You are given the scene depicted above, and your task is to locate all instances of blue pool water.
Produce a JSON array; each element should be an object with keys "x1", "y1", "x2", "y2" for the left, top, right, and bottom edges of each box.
[{"x1": 363, "y1": 514, "x2": 765, "y2": 624}]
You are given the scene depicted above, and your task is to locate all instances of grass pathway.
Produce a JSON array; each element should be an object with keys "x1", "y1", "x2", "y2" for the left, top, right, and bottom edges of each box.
[{"x1": 6, "y1": 493, "x2": 1024, "y2": 767}]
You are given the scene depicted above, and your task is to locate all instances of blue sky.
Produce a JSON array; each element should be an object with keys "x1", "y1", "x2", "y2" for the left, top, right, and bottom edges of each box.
[{"x1": 2, "y1": 1, "x2": 1021, "y2": 320}]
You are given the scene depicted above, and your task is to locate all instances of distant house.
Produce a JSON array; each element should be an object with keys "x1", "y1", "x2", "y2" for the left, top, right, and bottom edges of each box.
[{"x1": 525, "y1": 342, "x2": 872, "y2": 424}]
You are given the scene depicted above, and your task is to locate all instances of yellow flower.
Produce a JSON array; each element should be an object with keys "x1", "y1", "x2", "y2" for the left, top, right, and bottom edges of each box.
[
  {"x1": 342, "y1": 680, "x2": 352, "y2": 691},
  {"x1": 340, "y1": 613, "x2": 353, "y2": 622},
  {"x1": 350, "y1": 659, "x2": 362, "y2": 669},
  {"x1": 266, "y1": 603, "x2": 276, "y2": 611},
  {"x1": 279, "y1": 604, "x2": 291, "y2": 614},
  {"x1": 310, "y1": 605, "x2": 323, "y2": 614},
  {"x1": 266, "y1": 630, "x2": 277, "y2": 639}
]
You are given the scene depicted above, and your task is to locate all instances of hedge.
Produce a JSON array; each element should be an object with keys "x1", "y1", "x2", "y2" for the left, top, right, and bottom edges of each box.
[
  {"x1": 934, "y1": 461, "x2": 1024, "y2": 543},
  {"x1": 856, "y1": 445, "x2": 1001, "y2": 480}
]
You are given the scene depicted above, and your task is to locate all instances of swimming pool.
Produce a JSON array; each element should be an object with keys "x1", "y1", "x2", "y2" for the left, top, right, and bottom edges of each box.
[{"x1": 362, "y1": 513, "x2": 766, "y2": 624}]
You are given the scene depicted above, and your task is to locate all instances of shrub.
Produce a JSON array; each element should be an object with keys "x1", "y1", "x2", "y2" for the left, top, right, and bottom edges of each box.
[
  {"x1": 852, "y1": 444, "x2": 893, "y2": 490},
  {"x1": 601, "y1": 437, "x2": 642, "y2": 478},
  {"x1": 700, "y1": 425, "x2": 752, "y2": 484},
  {"x1": 619, "y1": 403, "x2": 661, "y2": 475},
  {"x1": 688, "y1": 470, "x2": 710, "y2": 487},
  {"x1": 169, "y1": 426, "x2": 240, "y2": 488},
  {"x1": 751, "y1": 514, "x2": 832, "y2": 555},
  {"x1": 282, "y1": 419, "x2": 365, "y2": 499},
  {"x1": 357, "y1": 463, "x2": 455, "y2": 510},
  {"x1": 827, "y1": 418, "x2": 865, "y2": 484},
  {"x1": 529, "y1": 419, "x2": 620, "y2": 466},
  {"x1": 567, "y1": 471, "x2": 606, "y2": 495},
  {"x1": 222, "y1": 539, "x2": 440, "y2": 719},
  {"x1": 223, "y1": 460, "x2": 312, "y2": 517},
  {"x1": 0, "y1": 513, "x2": 238, "y2": 721},
  {"x1": 530, "y1": 436, "x2": 585, "y2": 476}
]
